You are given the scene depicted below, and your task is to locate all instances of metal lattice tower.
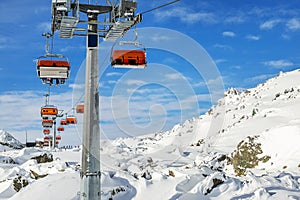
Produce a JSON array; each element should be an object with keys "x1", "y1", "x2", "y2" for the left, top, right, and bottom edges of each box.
[
  {"x1": 50, "y1": 0, "x2": 180, "y2": 198},
  {"x1": 50, "y1": 0, "x2": 141, "y2": 199}
]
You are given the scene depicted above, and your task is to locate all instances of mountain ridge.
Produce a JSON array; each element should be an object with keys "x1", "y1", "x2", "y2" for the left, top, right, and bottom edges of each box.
[{"x1": 0, "y1": 130, "x2": 24, "y2": 149}]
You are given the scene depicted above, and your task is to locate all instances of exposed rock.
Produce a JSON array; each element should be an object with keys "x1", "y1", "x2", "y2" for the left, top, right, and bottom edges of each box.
[
  {"x1": 231, "y1": 136, "x2": 271, "y2": 176},
  {"x1": 31, "y1": 153, "x2": 53, "y2": 163},
  {"x1": 13, "y1": 176, "x2": 28, "y2": 192},
  {"x1": 204, "y1": 178, "x2": 224, "y2": 195},
  {"x1": 30, "y1": 170, "x2": 48, "y2": 180}
]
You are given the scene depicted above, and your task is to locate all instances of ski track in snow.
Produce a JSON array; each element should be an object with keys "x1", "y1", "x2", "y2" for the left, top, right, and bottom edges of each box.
[{"x1": 0, "y1": 69, "x2": 300, "y2": 199}]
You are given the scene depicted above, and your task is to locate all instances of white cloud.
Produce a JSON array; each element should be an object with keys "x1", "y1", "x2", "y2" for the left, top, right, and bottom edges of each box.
[
  {"x1": 224, "y1": 15, "x2": 246, "y2": 24},
  {"x1": 34, "y1": 6, "x2": 49, "y2": 15},
  {"x1": 192, "y1": 82, "x2": 206, "y2": 88},
  {"x1": 287, "y1": 18, "x2": 300, "y2": 30},
  {"x1": 182, "y1": 12, "x2": 216, "y2": 24},
  {"x1": 106, "y1": 72, "x2": 123, "y2": 77},
  {"x1": 99, "y1": 91, "x2": 201, "y2": 137},
  {"x1": 213, "y1": 44, "x2": 233, "y2": 50},
  {"x1": 165, "y1": 73, "x2": 184, "y2": 80},
  {"x1": 0, "y1": 72, "x2": 216, "y2": 141},
  {"x1": 222, "y1": 31, "x2": 236, "y2": 37},
  {"x1": 108, "y1": 80, "x2": 117, "y2": 85},
  {"x1": 98, "y1": 65, "x2": 217, "y2": 137},
  {"x1": 204, "y1": 76, "x2": 226, "y2": 102},
  {"x1": 36, "y1": 22, "x2": 51, "y2": 33},
  {"x1": 246, "y1": 35, "x2": 260, "y2": 41},
  {"x1": 196, "y1": 94, "x2": 212, "y2": 102},
  {"x1": 60, "y1": 45, "x2": 85, "y2": 53},
  {"x1": 260, "y1": 19, "x2": 281, "y2": 30},
  {"x1": 0, "y1": 90, "x2": 81, "y2": 143},
  {"x1": 126, "y1": 88, "x2": 159, "y2": 95},
  {"x1": 0, "y1": 36, "x2": 9, "y2": 44},
  {"x1": 263, "y1": 60, "x2": 294, "y2": 68},
  {"x1": 69, "y1": 84, "x2": 84, "y2": 89},
  {"x1": 154, "y1": 7, "x2": 217, "y2": 24},
  {"x1": 231, "y1": 65, "x2": 241, "y2": 70},
  {"x1": 0, "y1": 35, "x2": 14, "y2": 49},
  {"x1": 162, "y1": 57, "x2": 178, "y2": 65},
  {"x1": 150, "y1": 35, "x2": 171, "y2": 42},
  {"x1": 124, "y1": 80, "x2": 146, "y2": 86},
  {"x1": 281, "y1": 34, "x2": 290, "y2": 40},
  {"x1": 0, "y1": 91, "x2": 47, "y2": 130},
  {"x1": 214, "y1": 59, "x2": 227, "y2": 64},
  {"x1": 0, "y1": 90, "x2": 73, "y2": 124},
  {"x1": 245, "y1": 74, "x2": 276, "y2": 82}
]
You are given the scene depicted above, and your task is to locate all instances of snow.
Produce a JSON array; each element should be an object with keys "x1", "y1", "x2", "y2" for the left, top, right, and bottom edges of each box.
[
  {"x1": 9, "y1": 172, "x2": 80, "y2": 200},
  {"x1": 1, "y1": 69, "x2": 300, "y2": 199},
  {"x1": 0, "y1": 130, "x2": 23, "y2": 150}
]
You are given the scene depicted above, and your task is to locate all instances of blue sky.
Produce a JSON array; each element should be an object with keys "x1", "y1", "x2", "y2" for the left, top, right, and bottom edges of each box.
[{"x1": 0, "y1": 0, "x2": 300, "y2": 145}]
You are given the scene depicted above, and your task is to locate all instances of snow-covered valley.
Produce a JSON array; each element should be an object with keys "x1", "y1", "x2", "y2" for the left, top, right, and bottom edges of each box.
[{"x1": 0, "y1": 69, "x2": 300, "y2": 199}]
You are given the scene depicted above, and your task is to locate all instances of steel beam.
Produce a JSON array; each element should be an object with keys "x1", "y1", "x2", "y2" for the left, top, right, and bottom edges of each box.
[{"x1": 80, "y1": 12, "x2": 101, "y2": 200}]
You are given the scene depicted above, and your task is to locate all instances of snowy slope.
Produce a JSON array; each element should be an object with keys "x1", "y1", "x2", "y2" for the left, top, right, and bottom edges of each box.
[
  {"x1": 100, "y1": 69, "x2": 300, "y2": 199},
  {"x1": 1, "y1": 69, "x2": 300, "y2": 199}
]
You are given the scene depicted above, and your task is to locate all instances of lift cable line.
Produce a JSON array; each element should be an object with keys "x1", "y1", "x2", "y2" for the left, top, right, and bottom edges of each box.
[{"x1": 139, "y1": 0, "x2": 180, "y2": 15}]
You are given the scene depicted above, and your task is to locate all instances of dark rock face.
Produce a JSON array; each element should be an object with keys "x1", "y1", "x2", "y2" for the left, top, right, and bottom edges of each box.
[{"x1": 31, "y1": 153, "x2": 53, "y2": 163}]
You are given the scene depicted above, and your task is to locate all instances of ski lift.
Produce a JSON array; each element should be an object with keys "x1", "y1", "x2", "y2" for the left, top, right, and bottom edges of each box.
[
  {"x1": 66, "y1": 115, "x2": 77, "y2": 124},
  {"x1": 56, "y1": 135, "x2": 62, "y2": 140},
  {"x1": 44, "y1": 136, "x2": 50, "y2": 142},
  {"x1": 51, "y1": 0, "x2": 70, "y2": 16},
  {"x1": 111, "y1": 49, "x2": 146, "y2": 68},
  {"x1": 43, "y1": 129, "x2": 50, "y2": 135},
  {"x1": 41, "y1": 105, "x2": 58, "y2": 118},
  {"x1": 36, "y1": 54, "x2": 70, "y2": 85},
  {"x1": 111, "y1": 29, "x2": 146, "y2": 69},
  {"x1": 42, "y1": 119, "x2": 54, "y2": 128},
  {"x1": 60, "y1": 119, "x2": 67, "y2": 125},
  {"x1": 76, "y1": 103, "x2": 84, "y2": 114},
  {"x1": 57, "y1": 127, "x2": 65, "y2": 132}
]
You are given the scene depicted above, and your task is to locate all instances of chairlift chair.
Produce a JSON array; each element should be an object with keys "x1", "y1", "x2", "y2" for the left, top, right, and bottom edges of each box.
[
  {"x1": 111, "y1": 29, "x2": 147, "y2": 69},
  {"x1": 56, "y1": 135, "x2": 62, "y2": 140},
  {"x1": 43, "y1": 129, "x2": 50, "y2": 135},
  {"x1": 42, "y1": 119, "x2": 54, "y2": 128},
  {"x1": 66, "y1": 115, "x2": 77, "y2": 124},
  {"x1": 76, "y1": 103, "x2": 84, "y2": 114},
  {"x1": 60, "y1": 119, "x2": 67, "y2": 126},
  {"x1": 36, "y1": 54, "x2": 70, "y2": 85},
  {"x1": 111, "y1": 49, "x2": 146, "y2": 69},
  {"x1": 57, "y1": 127, "x2": 65, "y2": 132},
  {"x1": 41, "y1": 105, "x2": 58, "y2": 118},
  {"x1": 44, "y1": 136, "x2": 50, "y2": 142}
]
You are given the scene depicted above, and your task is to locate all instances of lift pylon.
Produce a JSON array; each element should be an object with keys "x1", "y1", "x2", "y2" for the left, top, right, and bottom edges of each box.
[{"x1": 47, "y1": 0, "x2": 181, "y2": 199}]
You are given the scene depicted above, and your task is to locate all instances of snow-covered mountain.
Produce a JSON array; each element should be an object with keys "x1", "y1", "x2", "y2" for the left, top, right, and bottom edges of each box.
[
  {"x1": 1, "y1": 69, "x2": 300, "y2": 200},
  {"x1": 97, "y1": 69, "x2": 300, "y2": 199},
  {"x1": 0, "y1": 130, "x2": 24, "y2": 149}
]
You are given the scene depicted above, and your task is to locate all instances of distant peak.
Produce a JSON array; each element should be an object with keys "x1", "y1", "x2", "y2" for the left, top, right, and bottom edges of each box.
[
  {"x1": 225, "y1": 88, "x2": 240, "y2": 96},
  {"x1": 0, "y1": 130, "x2": 24, "y2": 149}
]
